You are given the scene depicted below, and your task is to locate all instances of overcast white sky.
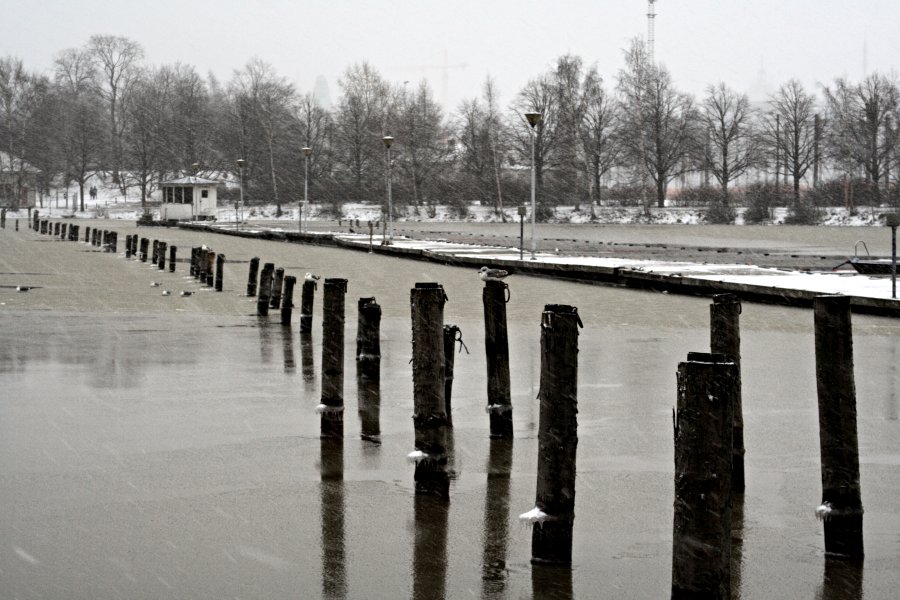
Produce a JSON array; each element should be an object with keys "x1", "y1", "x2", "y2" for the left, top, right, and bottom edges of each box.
[{"x1": 3, "y1": 0, "x2": 898, "y2": 111}]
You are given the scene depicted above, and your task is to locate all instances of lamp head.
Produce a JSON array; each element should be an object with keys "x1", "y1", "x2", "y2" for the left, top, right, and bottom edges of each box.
[
  {"x1": 302, "y1": 147, "x2": 312, "y2": 157},
  {"x1": 236, "y1": 158, "x2": 246, "y2": 168},
  {"x1": 382, "y1": 135, "x2": 394, "y2": 149},
  {"x1": 525, "y1": 112, "x2": 542, "y2": 128}
]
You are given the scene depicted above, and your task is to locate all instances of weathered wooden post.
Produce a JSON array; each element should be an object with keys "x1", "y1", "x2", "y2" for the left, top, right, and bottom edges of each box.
[
  {"x1": 32, "y1": 210, "x2": 38, "y2": 231},
  {"x1": 483, "y1": 279, "x2": 512, "y2": 437},
  {"x1": 409, "y1": 282, "x2": 450, "y2": 498},
  {"x1": 519, "y1": 304, "x2": 581, "y2": 566},
  {"x1": 1, "y1": 208, "x2": 5, "y2": 228},
  {"x1": 205, "y1": 251, "x2": 215, "y2": 287},
  {"x1": 40, "y1": 220, "x2": 47, "y2": 234},
  {"x1": 319, "y1": 278, "x2": 348, "y2": 439},
  {"x1": 71, "y1": 224, "x2": 78, "y2": 242},
  {"x1": 814, "y1": 295, "x2": 864, "y2": 559},
  {"x1": 198, "y1": 248, "x2": 208, "y2": 283},
  {"x1": 442, "y1": 325, "x2": 461, "y2": 428},
  {"x1": 15, "y1": 218, "x2": 19, "y2": 231},
  {"x1": 59, "y1": 223, "x2": 66, "y2": 240},
  {"x1": 124, "y1": 235, "x2": 131, "y2": 258},
  {"x1": 157, "y1": 241, "x2": 167, "y2": 269},
  {"x1": 215, "y1": 253, "x2": 225, "y2": 291},
  {"x1": 107, "y1": 231, "x2": 117, "y2": 254},
  {"x1": 280, "y1": 275, "x2": 296, "y2": 325},
  {"x1": 139, "y1": 237, "x2": 149, "y2": 262},
  {"x1": 356, "y1": 297, "x2": 381, "y2": 381},
  {"x1": 189, "y1": 247, "x2": 198, "y2": 277},
  {"x1": 711, "y1": 293, "x2": 745, "y2": 493},
  {"x1": 257, "y1": 262, "x2": 274, "y2": 316},
  {"x1": 246, "y1": 257, "x2": 260, "y2": 296},
  {"x1": 151, "y1": 239, "x2": 159, "y2": 264},
  {"x1": 54, "y1": 222, "x2": 60, "y2": 236},
  {"x1": 270, "y1": 267, "x2": 285, "y2": 309},
  {"x1": 168, "y1": 245, "x2": 177, "y2": 272},
  {"x1": 300, "y1": 277, "x2": 317, "y2": 333},
  {"x1": 672, "y1": 352, "x2": 736, "y2": 599}
]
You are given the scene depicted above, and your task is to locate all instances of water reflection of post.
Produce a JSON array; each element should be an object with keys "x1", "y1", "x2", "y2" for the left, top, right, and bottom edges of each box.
[
  {"x1": 320, "y1": 438, "x2": 346, "y2": 599},
  {"x1": 301, "y1": 332, "x2": 316, "y2": 388},
  {"x1": 280, "y1": 327, "x2": 295, "y2": 373},
  {"x1": 531, "y1": 563, "x2": 573, "y2": 599},
  {"x1": 480, "y1": 438, "x2": 512, "y2": 596},
  {"x1": 730, "y1": 493, "x2": 745, "y2": 599},
  {"x1": 412, "y1": 495, "x2": 449, "y2": 600},
  {"x1": 257, "y1": 321, "x2": 274, "y2": 364},
  {"x1": 818, "y1": 557, "x2": 864, "y2": 600}
]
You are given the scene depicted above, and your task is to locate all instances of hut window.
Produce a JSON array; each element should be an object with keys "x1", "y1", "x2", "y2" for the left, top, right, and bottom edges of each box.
[{"x1": 201, "y1": 189, "x2": 209, "y2": 198}]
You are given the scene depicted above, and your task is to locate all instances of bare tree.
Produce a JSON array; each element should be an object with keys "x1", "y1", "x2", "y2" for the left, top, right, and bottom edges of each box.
[
  {"x1": 87, "y1": 35, "x2": 144, "y2": 188},
  {"x1": 700, "y1": 83, "x2": 760, "y2": 205},
  {"x1": 580, "y1": 68, "x2": 619, "y2": 207},
  {"x1": 394, "y1": 80, "x2": 450, "y2": 208},
  {"x1": 294, "y1": 92, "x2": 333, "y2": 204},
  {"x1": 125, "y1": 67, "x2": 175, "y2": 210},
  {"x1": 765, "y1": 79, "x2": 817, "y2": 206}
]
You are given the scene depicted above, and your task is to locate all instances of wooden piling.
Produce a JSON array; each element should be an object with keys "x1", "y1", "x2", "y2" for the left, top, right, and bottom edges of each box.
[
  {"x1": 257, "y1": 262, "x2": 274, "y2": 316},
  {"x1": 31, "y1": 210, "x2": 38, "y2": 231},
  {"x1": 320, "y1": 278, "x2": 348, "y2": 439},
  {"x1": 215, "y1": 253, "x2": 225, "y2": 291},
  {"x1": 83, "y1": 226, "x2": 90, "y2": 243},
  {"x1": 246, "y1": 257, "x2": 260, "y2": 296},
  {"x1": 151, "y1": 240, "x2": 159, "y2": 264},
  {"x1": 138, "y1": 237, "x2": 148, "y2": 262},
  {"x1": 198, "y1": 248, "x2": 208, "y2": 283},
  {"x1": 483, "y1": 280, "x2": 512, "y2": 437},
  {"x1": 356, "y1": 297, "x2": 381, "y2": 381},
  {"x1": 157, "y1": 241, "x2": 167, "y2": 269},
  {"x1": 410, "y1": 282, "x2": 450, "y2": 498},
  {"x1": 107, "y1": 231, "x2": 117, "y2": 253},
  {"x1": 672, "y1": 351, "x2": 736, "y2": 599},
  {"x1": 280, "y1": 275, "x2": 296, "y2": 324},
  {"x1": 189, "y1": 247, "x2": 198, "y2": 277},
  {"x1": 0, "y1": 208, "x2": 5, "y2": 228},
  {"x1": 711, "y1": 293, "x2": 745, "y2": 493},
  {"x1": 814, "y1": 295, "x2": 864, "y2": 559},
  {"x1": 442, "y1": 324, "x2": 460, "y2": 428},
  {"x1": 300, "y1": 278, "x2": 317, "y2": 333},
  {"x1": 205, "y1": 251, "x2": 215, "y2": 287},
  {"x1": 54, "y1": 222, "x2": 60, "y2": 236},
  {"x1": 527, "y1": 304, "x2": 581, "y2": 566},
  {"x1": 270, "y1": 267, "x2": 285, "y2": 309},
  {"x1": 59, "y1": 223, "x2": 66, "y2": 240},
  {"x1": 168, "y1": 245, "x2": 177, "y2": 272}
]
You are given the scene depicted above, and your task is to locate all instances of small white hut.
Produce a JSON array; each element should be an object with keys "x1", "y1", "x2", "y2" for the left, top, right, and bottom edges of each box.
[{"x1": 160, "y1": 176, "x2": 219, "y2": 221}]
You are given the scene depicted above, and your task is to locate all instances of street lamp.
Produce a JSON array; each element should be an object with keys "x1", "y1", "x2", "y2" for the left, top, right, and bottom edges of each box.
[
  {"x1": 382, "y1": 135, "x2": 394, "y2": 244},
  {"x1": 524, "y1": 112, "x2": 542, "y2": 260},
  {"x1": 302, "y1": 147, "x2": 312, "y2": 233},
  {"x1": 236, "y1": 158, "x2": 245, "y2": 230}
]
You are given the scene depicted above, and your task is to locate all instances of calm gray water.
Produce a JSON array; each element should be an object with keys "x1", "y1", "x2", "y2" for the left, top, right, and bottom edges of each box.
[{"x1": 1, "y1": 224, "x2": 898, "y2": 598}]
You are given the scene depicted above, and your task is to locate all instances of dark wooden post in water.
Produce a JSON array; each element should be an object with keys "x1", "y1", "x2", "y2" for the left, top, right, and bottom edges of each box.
[
  {"x1": 257, "y1": 262, "x2": 274, "y2": 316},
  {"x1": 198, "y1": 248, "x2": 208, "y2": 283},
  {"x1": 151, "y1": 240, "x2": 159, "y2": 264},
  {"x1": 205, "y1": 251, "x2": 215, "y2": 287},
  {"x1": 356, "y1": 297, "x2": 381, "y2": 381},
  {"x1": 442, "y1": 325, "x2": 460, "y2": 428},
  {"x1": 32, "y1": 210, "x2": 38, "y2": 231},
  {"x1": 319, "y1": 278, "x2": 348, "y2": 439},
  {"x1": 300, "y1": 278, "x2": 317, "y2": 333},
  {"x1": 1, "y1": 208, "x2": 5, "y2": 228},
  {"x1": 814, "y1": 295, "x2": 864, "y2": 559},
  {"x1": 710, "y1": 293, "x2": 744, "y2": 493},
  {"x1": 280, "y1": 275, "x2": 296, "y2": 325},
  {"x1": 215, "y1": 253, "x2": 225, "y2": 291},
  {"x1": 54, "y1": 222, "x2": 60, "y2": 236},
  {"x1": 168, "y1": 245, "x2": 177, "y2": 272},
  {"x1": 483, "y1": 280, "x2": 513, "y2": 438},
  {"x1": 124, "y1": 235, "x2": 132, "y2": 258},
  {"x1": 524, "y1": 304, "x2": 581, "y2": 566},
  {"x1": 139, "y1": 237, "x2": 149, "y2": 262},
  {"x1": 246, "y1": 257, "x2": 260, "y2": 296},
  {"x1": 409, "y1": 282, "x2": 450, "y2": 498},
  {"x1": 270, "y1": 267, "x2": 285, "y2": 309},
  {"x1": 672, "y1": 352, "x2": 736, "y2": 600},
  {"x1": 59, "y1": 223, "x2": 66, "y2": 240},
  {"x1": 108, "y1": 231, "x2": 117, "y2": 253},
  {"x1": 189, "y1": 247, "x2": 198, "y2": 277},
  {"x1": 157, "y1": 241, "x2": 167, "y2": 269}
]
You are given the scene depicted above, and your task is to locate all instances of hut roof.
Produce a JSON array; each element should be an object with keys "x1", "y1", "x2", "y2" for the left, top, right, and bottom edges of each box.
[{"x1": 161, "y1": 176, "x2": 219, "y2": 186}]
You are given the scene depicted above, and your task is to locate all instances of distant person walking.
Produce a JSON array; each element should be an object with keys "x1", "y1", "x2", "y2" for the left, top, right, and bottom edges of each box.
[{"x1": 90, "y1": 186, "x2": 97, "y2": 201}]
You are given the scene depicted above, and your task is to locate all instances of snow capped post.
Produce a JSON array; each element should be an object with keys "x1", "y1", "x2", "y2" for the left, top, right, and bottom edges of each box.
[
  {"x1": 280, "y1": 275, "x2": 296, "y2": 325},
  {"x1": 521, "y1": 303, "x2": 581, "y2": 566},
  {"x1": 299, "y1": 275, "x2": 318, "y2": 333},
  {"x1": 157, "y1": 241, "x2": 167, "y2": 269},
  {"x1": 270, "y1": 267, "x2": 285, "y2": 309},
  {"x1": 356, "y1": 297, "x2": 381, "y2": 381},
  {"x1": 246, "y1": 257, "x2": 260, "y2": 296},
  {"x1": 442, "y1": 325, "x2": 461, "y2": 428},
  {"x1": 168, "y1": 245, "x2": 177, "y2": 273},
  {"x1": 256, "y1": 262, "x2": 274, "y2": 316},
  {"x1": 319, "y1": 277, "x2": 348, "y2": 439},
  {"x1": 215, "y1": 253, "x2": 225, "y2": 292},
  {"x1": 672, "y1": 351, "x2": 736, "y2": 599},
  {"x1": 814, "y1": 295, "x2": 864, "y2": 559},
  {"x1": 409, "y1": 282, "x2": 450, "y2": 497},
  {"x1": 710, "y1": 293, "x2": 745, "y2": 492},
  {"x1": 483, "y1": 277, "x2": 512, "y2": 438}
]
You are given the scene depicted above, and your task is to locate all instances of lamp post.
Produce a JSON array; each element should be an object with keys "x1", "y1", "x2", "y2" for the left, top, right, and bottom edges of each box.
[
  {"x1": 525, "y1": 112, "x2": 542, "y2": 260},
  {"x1": 382, "y1": 135, "x2": 394, "y2": 244},
  {"x1": 302, "y1": 147, "x2": 312, "y2": 233},
  {"x1": 887, "y1": 213, "x2": 900, "y2": 299},
  {"x1": 236, "y1": 158, "x2": 245, "y2": 230}
]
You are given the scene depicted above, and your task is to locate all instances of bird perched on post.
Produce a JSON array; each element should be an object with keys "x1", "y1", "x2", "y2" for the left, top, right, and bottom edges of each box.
[
  {"x1": 479, "y1": 266, "x2": 509, "y2": 282},
  {"x1": 304, "y1": 272, "x2": 321, "y2": 282}
]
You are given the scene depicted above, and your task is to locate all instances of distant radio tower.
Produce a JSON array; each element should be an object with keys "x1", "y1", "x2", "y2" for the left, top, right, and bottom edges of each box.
[{"x1": 647, "y1": 0, "x2": 657, "y2": 64}]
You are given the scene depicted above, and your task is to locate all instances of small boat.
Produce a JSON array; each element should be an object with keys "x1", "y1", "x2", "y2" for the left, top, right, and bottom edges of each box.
[{"x1": 834, "y1": 241, "x2": 898, "y2": 275}]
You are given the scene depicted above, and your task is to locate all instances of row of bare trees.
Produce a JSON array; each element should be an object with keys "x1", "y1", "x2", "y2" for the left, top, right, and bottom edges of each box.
[{"x1": 2, "y1": 35, "x2": 899, "y2": 219}]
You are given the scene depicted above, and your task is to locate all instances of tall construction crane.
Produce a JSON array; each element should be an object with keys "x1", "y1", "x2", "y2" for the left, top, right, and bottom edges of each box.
[
  {"x1": 394, "y1": 50, "x2": 467, "y2": 108},
  {"x1": 647, "y1": 0, "x2": 657, "y2": 64}
]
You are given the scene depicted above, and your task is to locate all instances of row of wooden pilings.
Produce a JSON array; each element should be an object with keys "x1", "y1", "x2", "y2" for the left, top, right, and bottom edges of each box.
[
  {"x1": 28, "y1": 212, "x2": 119, "y2": 252},
  {"x1": 22, "y1": 220, "x2": 865, "y2": 595}
]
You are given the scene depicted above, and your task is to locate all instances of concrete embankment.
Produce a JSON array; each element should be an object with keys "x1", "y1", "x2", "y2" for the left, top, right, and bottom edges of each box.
[{"x1": 178, "y1": 223, "x2": 900, "y2": 317}]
